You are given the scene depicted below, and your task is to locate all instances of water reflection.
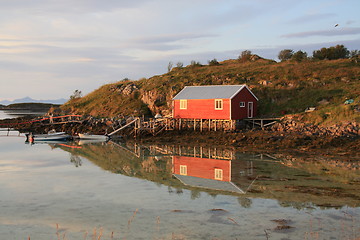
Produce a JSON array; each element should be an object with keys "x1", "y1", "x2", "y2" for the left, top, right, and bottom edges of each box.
[
  {"x1": 0, "y1": 109, "x2": 47, "y2": 119},
  {"x1": 49, "y1": 140, "x2": 360, "y2": 208},
  {"x1": 1, "y1": 135, "x2": 358, "y2": 239}
]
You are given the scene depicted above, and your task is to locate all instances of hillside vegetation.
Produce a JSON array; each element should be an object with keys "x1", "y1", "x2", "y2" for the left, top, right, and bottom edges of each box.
[{"x1": 61, "y1": 57, "x2": 360, "y2": 125}]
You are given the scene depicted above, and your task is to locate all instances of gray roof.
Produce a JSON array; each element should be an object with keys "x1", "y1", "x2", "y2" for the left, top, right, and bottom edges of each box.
[
  {"x1": 173, "y1": 174, "x2": 245, "y2": 194},
  {"x1": 173, "y1": 85, "x2": 256, "y2": 100}
]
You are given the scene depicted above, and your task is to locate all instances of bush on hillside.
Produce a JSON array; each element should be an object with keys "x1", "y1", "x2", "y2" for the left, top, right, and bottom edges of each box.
[
  {"x1": 238, "y1": 50, "x2": 252, "y2": 62},
  {"x1": 313, "y1": 45, "x2": 349, "y2": 60},
  {"x1": 292, "y1": 50, "x2": 308, "y2": 62},
  {"x1": 208, "y1": 58, "x2": 220, "y2": 66},
  {"x1": 278, "y1": 49, "x2": 294, "y2": 61}
]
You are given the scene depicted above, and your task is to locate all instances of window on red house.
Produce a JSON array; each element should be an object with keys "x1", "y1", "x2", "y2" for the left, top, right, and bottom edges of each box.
[
  {"x1": 180, "y1": 100, "x2": 187, "y2": 109},
  {"x1": 215, "y1": 99, "x2": 223, "y2": 110}
]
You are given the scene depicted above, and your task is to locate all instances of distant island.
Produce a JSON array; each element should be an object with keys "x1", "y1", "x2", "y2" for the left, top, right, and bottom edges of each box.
[
  {"x1": 0, "y1": 102, "x2": 61, "y2": 111},
  {"x1": 0, "y1": 96, "x2": 67, "y2": 106}
]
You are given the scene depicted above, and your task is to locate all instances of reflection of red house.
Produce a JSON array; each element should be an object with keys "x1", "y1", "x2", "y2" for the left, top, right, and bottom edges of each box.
[
  {"x1": 172, "y1": 156, "x2": 231, "y2": 182},
  {"x1": 172, "y1": 155, "x2": 244, "y2": 193},
  {"x1": 172, "y1": 85, "x2": 258, "y2": 120}
]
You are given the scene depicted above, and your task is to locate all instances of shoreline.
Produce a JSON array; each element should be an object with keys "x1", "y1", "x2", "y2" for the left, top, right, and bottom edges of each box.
[{"x1": 1, "y1": 116, "x2": 359, "y2": 163}]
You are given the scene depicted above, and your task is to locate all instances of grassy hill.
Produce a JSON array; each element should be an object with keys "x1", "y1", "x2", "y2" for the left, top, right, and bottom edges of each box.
[{"x1": 61, "y1": 57, "x2": 360, "y2": 125}]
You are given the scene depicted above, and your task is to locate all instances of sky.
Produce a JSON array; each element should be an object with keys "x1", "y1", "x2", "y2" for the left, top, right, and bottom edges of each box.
[{"x1": 0, "y1": 0, "x2": 359, "y2": 101}]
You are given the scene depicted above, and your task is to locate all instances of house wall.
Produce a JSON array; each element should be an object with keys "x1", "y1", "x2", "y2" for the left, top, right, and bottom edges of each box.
[
  {"x1": 231, "y1": 88, "x2": 258, "y2": 119},
  {"x1": 173, "y1": 99, "x2": 231, "y2": 120},
  {"x1": 172, "y1": 156, "x2": 231, "y2": 182}
]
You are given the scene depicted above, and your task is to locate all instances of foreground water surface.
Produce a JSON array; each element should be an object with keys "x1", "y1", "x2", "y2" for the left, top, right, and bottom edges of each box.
[{"x1": 0, "y1": 128, "x2": 359, "y2": 240}]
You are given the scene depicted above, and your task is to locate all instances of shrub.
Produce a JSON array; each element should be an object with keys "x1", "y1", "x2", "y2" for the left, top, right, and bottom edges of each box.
[
  {"x1": 278, "y1": 49, "x2": 294, "y2": 61},
  {"x1": 208, "y1": 58, "x2": 220, "y2": 66},
  {"x1": 238, "y1": 50, "x2": 252, "y2": 62},
  {"x1": 313, "y1": 45, "x2": 349, "y2": 60},
  {"x1": 292, "y1": 50, "x2": 308, "y2": 62},
  {"x1": 190, "y1": 60, "x2": 202, "y2": 67}
]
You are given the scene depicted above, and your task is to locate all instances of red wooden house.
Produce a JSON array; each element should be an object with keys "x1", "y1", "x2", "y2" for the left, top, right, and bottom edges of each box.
[{"x1": 172, "y1": 85, "x2": 258, "y2": 120}]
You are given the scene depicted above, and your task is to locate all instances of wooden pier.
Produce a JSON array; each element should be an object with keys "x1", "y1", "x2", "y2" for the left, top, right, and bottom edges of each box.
[
  {"x1": 132, "y1": 118, "x2": 237, "y2": 135},
  {"x1": 0, "y1": 113, "x2": 281, "y2": 138},
  {"x1": 107, "y1": 117, "x2": 281, "y2": 137},
  {"x1": 243, "y1": 118, "x2": 280, "y2": 129}
]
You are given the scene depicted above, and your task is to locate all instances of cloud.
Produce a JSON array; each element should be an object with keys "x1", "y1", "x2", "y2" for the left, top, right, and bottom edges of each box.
[
  {"x1": 0, "y1": 0, "x2": 151, "y2": 14},
  {"x1": 288, "y1": 13, "x2": 337, "y2": 24},
  {"x1": 131, "y1": 33, "x2": 218, "y2": 45},
  {"x1": 281, "y1": 27, "x2": 360, "y2": 38},
  {"x1": 124, "y1": 32, "x2": 219, "y2": 52},
  {"x1": 346, "y1": 20, "x2": 356, "y2": 25}
]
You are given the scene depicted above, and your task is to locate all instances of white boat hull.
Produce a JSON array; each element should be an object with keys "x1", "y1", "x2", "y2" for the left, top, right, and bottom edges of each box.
[
  {"x1": 78, "y1": 133, "x2": 109, "y2": 141},
  {"x1": 26, "y1": 132, "x2": 70, "y2": 142}
]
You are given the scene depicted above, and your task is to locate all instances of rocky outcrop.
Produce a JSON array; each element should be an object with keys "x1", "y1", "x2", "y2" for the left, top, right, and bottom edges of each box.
[
  {"x1": 271, "y1": 116, "x2": 359, "y2": 137},
  {"x1": 140, "y1": 88, "x2": 175, "y2": 117},
  {"x1": 120, "y1": 83, "x2": 139, "y2": 96}
]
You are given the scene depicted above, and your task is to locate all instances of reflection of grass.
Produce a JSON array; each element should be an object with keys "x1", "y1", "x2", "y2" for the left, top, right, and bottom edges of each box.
[
  {"x1": 58, "y1": 142, "x2": 360, "y2": 208},
  {"x1": 240, "y1": 156, "x2": 360, "y2": 208}
]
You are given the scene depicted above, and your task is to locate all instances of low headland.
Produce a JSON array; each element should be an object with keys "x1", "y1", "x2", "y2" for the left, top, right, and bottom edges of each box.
[{"x1": 0, "y1": 102, "x2": 60, "y2": 111}]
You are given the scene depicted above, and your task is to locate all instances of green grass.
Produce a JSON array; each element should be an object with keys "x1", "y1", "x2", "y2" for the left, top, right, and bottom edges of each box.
[{"x1": 61, "y1": 58, "x2": 360, "y2": 124}]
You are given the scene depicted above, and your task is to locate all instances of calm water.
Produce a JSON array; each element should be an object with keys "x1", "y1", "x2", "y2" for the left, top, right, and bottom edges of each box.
[
  {"x1": 0, "y1": 130, "x2": 359, "y2": 239},
  {"x1": 0, "y1": 109, "x2": 47, "y2": 120}
]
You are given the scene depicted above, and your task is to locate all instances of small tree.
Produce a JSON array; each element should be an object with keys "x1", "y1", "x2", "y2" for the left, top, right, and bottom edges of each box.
[
  {"x1": 176, "y1": 62, "x2": 184, "y2": 68},
  {"x1": 238, "y1": 50, "x2": 252, "y2": 62},
  {"x1": 278, "y1": 49, "x2": 294, "y2": 61},
  {"x1": 350, "y1": 50, "x2": 359, "y2": 63},
  {"x1": 291, "y1": 50, "x2": 307, "y2": 62},
  {"x1": 70, "y1": 90, "x2": 82, "y2": 100},
  {"x1": 313, "y1": 47, "x2": 327, "y2": 60},
  {"x1": 350, "y1": 50, "x2": 360, "y2": 58},
  {"x1": 190, "y1": 60, "x2": 202, "y2": 67},
  {"x1": 208, "y1": 58, "x2": 220, "y2": 66},
  {"x1": 167, "y1": 61, "x2": 173, "y2": 72},
  {"x1": 313, "y1": 45, "x2": 349, "y2": 60}
]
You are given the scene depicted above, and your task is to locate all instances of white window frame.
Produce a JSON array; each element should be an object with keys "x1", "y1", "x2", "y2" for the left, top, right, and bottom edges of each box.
[
  {"x1": 215, "y1": 99, "x2": 223, "y2": 110},
  {"x1": 240, "y1": 102, "x2": 245, "y2": 107},
  {"x1": 180, "y1": 99, "x2": 187, "y2": 109},
  {"x1": 214, "y1": 169, "x2": 223, "y2": 180},
  {"x1": 180, "y1": 165, "x2": 187, "y2": 175}
]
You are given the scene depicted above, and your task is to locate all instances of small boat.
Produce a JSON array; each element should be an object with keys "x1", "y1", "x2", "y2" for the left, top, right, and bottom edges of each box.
[
  {"x1": 26, "y1": 130, "x2": 70, "y2": 142},
  {"x1": 78, "y1": 133, "x2": 109, "y2": 141}
]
